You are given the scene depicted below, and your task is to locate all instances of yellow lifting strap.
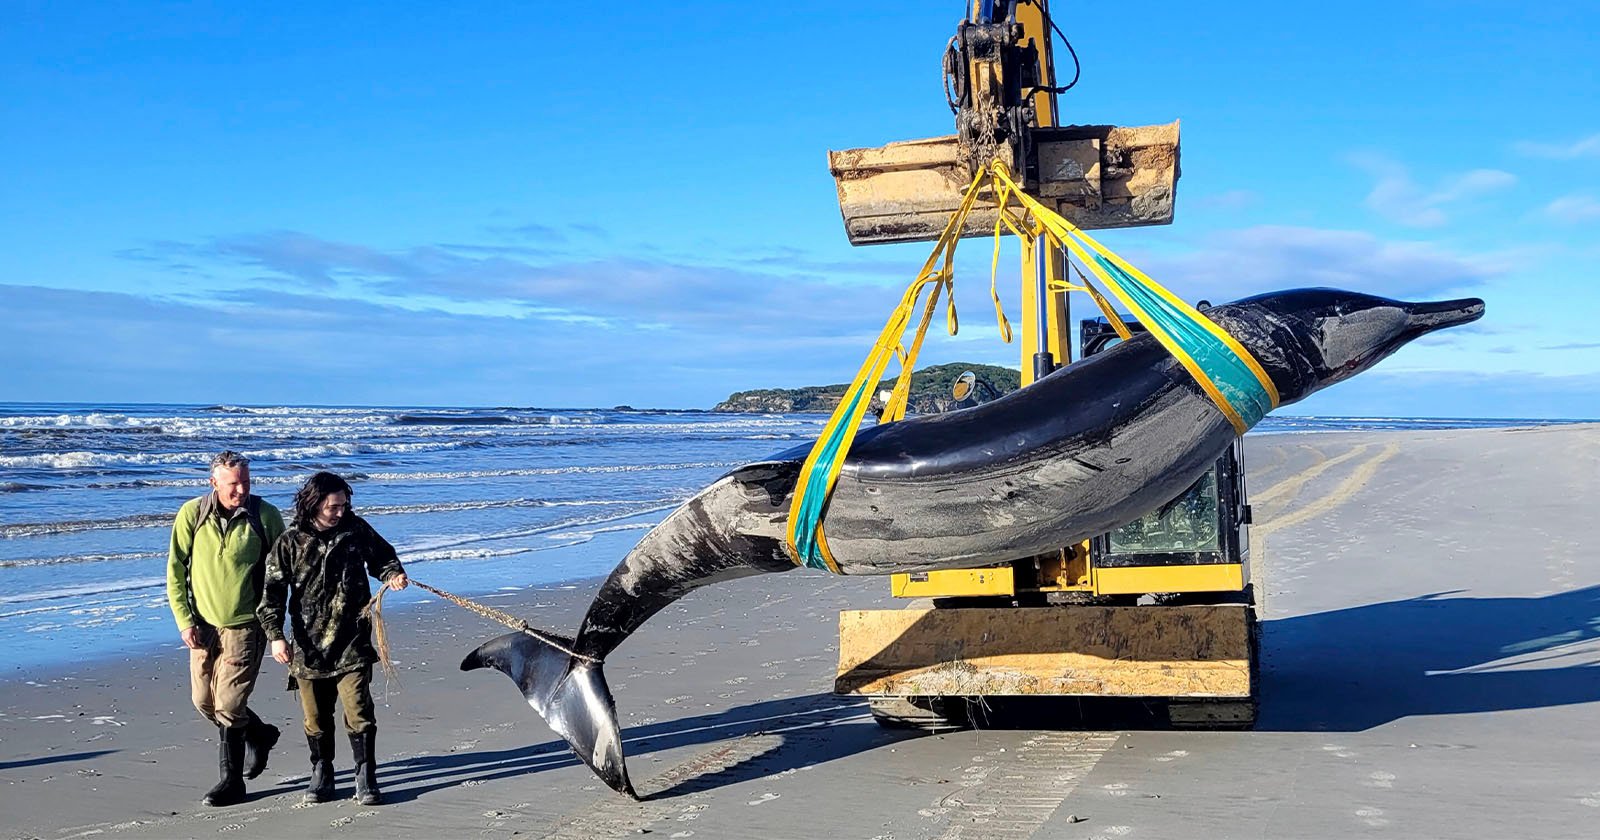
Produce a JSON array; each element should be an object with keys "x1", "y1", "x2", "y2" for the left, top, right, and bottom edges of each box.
[
  {"x1": 784, "y1": 160, "x2": 1279, "y2": 573},
  {"x1": 985, "y1": 160, "x2": 1279, "y2": 433},
  {"x1": 784, "y1": 169, "x2": 1006, "y2": 572}
]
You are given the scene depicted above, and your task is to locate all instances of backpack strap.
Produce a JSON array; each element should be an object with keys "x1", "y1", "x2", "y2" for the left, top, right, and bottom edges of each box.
[
  {"x1": 245, "y1": 495, "x2": 270, "y2": 598},
  {"x1": 182, "y1": 494, "x2": 211, "y2": 629},
  {"x1": 244, "y1": 495, "x2": 270, "y2": 562}
]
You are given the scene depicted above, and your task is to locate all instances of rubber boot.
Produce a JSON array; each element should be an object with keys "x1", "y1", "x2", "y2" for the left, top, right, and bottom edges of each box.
[
  {"x1": 202, "y1": 726, "x2": 247, "y2": 807},
  {"x1": 243, "y1": 710, "x2": 280, "y2": 780},
  {"x1": 349, "y1": 729, "x2": 381, "y2": 806},
  {"x1": 303, "y1": 732, "x2": 336, "y2": 804}
]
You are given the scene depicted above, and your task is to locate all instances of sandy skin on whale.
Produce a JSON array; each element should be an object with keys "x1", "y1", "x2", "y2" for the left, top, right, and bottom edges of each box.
[{"x1": 462, "y1": 287, "x2": 1486, "y2": 796}]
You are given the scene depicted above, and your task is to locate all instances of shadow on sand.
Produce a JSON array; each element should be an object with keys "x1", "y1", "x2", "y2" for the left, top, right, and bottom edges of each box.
[
  {"x1": 378, "y1": 692, "x2": 908, "y2": 803},
  {"x1": 1257, "y1": 583, "x2": 1600, "y2": 731},
  {"x1": 0, "y1": 749, "x2": 118, "y2": 771},
  {"x1": 380, "y1": 585, "x2": 1600, "y2": 800}
]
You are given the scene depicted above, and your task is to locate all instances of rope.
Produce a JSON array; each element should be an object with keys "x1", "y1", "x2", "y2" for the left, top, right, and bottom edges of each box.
[{"x1": 361, "y1": 579, "x2": 599, "y2": 685}]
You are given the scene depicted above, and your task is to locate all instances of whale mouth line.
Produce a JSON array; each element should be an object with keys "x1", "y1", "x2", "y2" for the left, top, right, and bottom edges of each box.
[{"x1": 1405, "y1": 297, "x2": 1486, "y2": 332}]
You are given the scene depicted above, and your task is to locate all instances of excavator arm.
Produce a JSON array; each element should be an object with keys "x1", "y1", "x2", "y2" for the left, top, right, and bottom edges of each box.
[{"x1": 830, "y1": 0, "x2": 1180, "y2": 246}]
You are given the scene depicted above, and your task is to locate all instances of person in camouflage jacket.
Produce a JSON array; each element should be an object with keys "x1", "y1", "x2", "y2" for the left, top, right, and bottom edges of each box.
[{"x1": 258, "y1": 471, "x2": 407, "y2": 806}]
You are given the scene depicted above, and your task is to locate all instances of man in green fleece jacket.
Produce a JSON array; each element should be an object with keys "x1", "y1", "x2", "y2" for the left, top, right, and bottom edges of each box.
[{"x1": 167, "y1": 450, "x2": 286, "y2": 807}]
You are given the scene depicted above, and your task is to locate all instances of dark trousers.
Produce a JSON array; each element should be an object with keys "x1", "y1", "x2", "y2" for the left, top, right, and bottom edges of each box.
[{"x1": 296, "y1": 667, "x2": 375, "y2": 737}]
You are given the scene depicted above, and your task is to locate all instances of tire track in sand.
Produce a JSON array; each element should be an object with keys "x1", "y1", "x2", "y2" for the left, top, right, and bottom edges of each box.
[
  {"x1": 928, "y1": 731, "x2": 1119, "y2": 839},
  {"x1": 1252, "y1": 444, "x2": 1372, "y2": 514},
  {"x1": 1252, "y1": 442, "x2": 1398, "y2": 604},
  {"x1": 1253, "y1": 442, "x2": 1399, "y2": 538}
]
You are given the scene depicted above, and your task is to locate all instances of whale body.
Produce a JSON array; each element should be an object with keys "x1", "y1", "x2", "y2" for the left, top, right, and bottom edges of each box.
[{"x1": 462, "y1": 287, "x2": 1485, "y2": 796}]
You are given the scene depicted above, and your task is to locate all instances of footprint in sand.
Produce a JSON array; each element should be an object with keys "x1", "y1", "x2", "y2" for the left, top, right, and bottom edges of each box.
[
  {"x1": 1579, "y1": 792, "x2": 1600, "y2": 807},
  {"x1": 461, "y1": 779, "x2": 487, "y2": 787},
  {"x1": 747, "y1": 792, "x2": 781, "y2": 806},
  {"x1": 671, "y1": 832, "x2": 695, "y2": 838},
  {"x1": 451, "y1": 740, "x2": 479, "y2": 751},
  {"x1": 1355, "y1": 806, "x2": 1388, "y2": 827},
  {"x1": 1103, "y1": 782, "x2": 1129, "y2": 797},
  {"x1": 664, "y1": 696, "x2": 693, "y2": 705},
  {"x1": 1366, "y1": 771, "x2": 1396, "y2": 788},
  {"x1": 1153, "y1": 750, "x2": 1188, "y2": 762}
]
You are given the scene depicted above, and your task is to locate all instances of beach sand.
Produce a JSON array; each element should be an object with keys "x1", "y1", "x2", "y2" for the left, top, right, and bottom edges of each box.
[{"x1": 3, "y1": 424, "x2": 1598, "y2": 839}]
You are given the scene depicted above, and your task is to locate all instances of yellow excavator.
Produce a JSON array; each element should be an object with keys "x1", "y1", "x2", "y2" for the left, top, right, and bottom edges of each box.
[{"x1": 829, "y1": 0, "x2": 1258, "y2": 729}]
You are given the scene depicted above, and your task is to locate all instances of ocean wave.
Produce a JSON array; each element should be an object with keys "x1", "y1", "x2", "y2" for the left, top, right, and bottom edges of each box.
[
  {"x1": 1, "y1": 481, "x2": 53, "y2": 493},
  {"x1": 0, "y1": 412, "x2": 155, "y2": 429},
  {"x1": 0, "y1": 451, "x2": 204, "y2": 470},
  {"x1": 0, "y1": 591, "x2": 168, "y2": 620},
  {"x1": 405, "y1": 522, "x2": 655, "y2": 564},
  {"x1": 394, "y1": 413, "x2": 522, "y2": 426},
  {"x1": 360, "y1": 461, "x2": 740, "y2": 482},
  {"x1": 0, "y1": 439, "x2": 472, "y2": 471},
  {"x1": 0, "y1": 551, "x2": 165, "y2": 569},
  {"x1": 358, "y1": 497, "x2": 646, "y2": 517},
  {"x1": 401, "y1": 498, "x2": 683, "y2": 555},
  {"x1": 0, "y1": 493, "x2": 677, "y2": 539},
  {"x1": 0, "y1": 577, "x2": 167, "y2": 607},
  {"x1": 27, "y1": 460, "x2": 742, "y2": 494},
  {"x1": 0, "y1": 513, "x2": 172, "y2": 539}
]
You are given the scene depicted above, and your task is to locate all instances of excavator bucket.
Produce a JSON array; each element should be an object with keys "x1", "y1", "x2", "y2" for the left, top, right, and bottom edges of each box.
[{"x1": 829, "y1": 121, "x2": 1180, "y2": 245}]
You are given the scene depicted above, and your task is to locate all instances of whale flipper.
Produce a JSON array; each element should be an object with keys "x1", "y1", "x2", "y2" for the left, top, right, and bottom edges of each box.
[{"x1": 461, "y1": 632, "x2": 635, "y2": 798}]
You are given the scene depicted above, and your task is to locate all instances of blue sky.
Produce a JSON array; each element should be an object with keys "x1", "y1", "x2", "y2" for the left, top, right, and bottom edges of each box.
[{"x1": 3, "y1": 1, "x2": 1596, "y2": 417}]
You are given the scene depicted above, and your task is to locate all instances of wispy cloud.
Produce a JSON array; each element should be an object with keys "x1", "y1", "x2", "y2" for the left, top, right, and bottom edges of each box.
[
  {"x1": 1350, "y1": 154, "x2": 1517, "y2": 227},
  {"x1": 1543, "y1": 341, "x2": 1600, "y2": 351},
  {"x1": 123, "y1": 231, "x2": 911, "y2": 340},
  {"x1": 0, "y1": 283, "x2": 886, "y2": 407},
  {"x1": 1133, "y1": 225, "x2": 1499, "y2": 303},
  {"x1": 78, "y1": 220, "x2": 1521, "y2": 406},
  {"x1": 1290, "y1": 369, "x2": 1600, "y2": 420},
  {"x1": 1542, "y1": 194, "x2": 1600, "y2": 224},
  {"x1": 1513, "y1": 133, "x2": 1600, "y2": 159}
]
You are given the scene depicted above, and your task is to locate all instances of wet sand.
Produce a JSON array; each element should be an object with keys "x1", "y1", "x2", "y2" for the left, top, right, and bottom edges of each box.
[{"x1": 3, "y1": 424, "x2": 1598, "y2": 839}]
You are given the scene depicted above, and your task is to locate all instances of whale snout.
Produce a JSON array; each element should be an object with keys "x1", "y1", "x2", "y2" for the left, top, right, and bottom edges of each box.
[{"x1": 1404, "y1": 297, "x2": 1485, "y2": 333}]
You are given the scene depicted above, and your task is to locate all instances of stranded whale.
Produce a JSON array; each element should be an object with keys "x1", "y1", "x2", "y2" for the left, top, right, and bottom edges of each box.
[{"x1": 462, "y1": 287, "x2": 1485, "y2": 796}]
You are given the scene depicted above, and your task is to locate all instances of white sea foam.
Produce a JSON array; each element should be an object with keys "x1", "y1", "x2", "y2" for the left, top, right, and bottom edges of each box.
[
  {"x1": 0, "y1": 440, "x2": 470, "y2": 471},
  {"x1": 0, "y1": 514, "x2": 170, "y2": 538},
  {"x1": 362, "y1": 461, "x2": 739, "y2": 481},
  {"x1": 359, "y1": 497, "x2": 643, "y2": 517},
  {"x1": 0, "y1": 412, "x2": 148, "y2": 428},
  {"x1": 400, "y1": 499, "x2": 683, "y2": 555},
  {"x1": 0, "y1": 577, "x2": 167, "y2": 607},
  {"x1": 0, "y1": 551, "x2": 164, "y2": 569},
  {"x1": 0, "y1": 494, "x2": 676, "y2": 540},
  {"x1": 70, "y1": 460, "x2": 739, "y2": 492}
]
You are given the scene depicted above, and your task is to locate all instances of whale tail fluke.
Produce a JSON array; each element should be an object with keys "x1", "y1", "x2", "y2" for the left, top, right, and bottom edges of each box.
[{"x1": 461, "y1": 631, "x2": 636, "y2": 798}]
